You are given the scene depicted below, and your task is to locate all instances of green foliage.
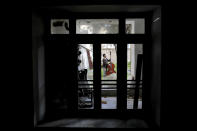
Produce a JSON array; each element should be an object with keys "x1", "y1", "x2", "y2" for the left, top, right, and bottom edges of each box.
[{"x1": 101, "y1": 67, "x2": 103, "y2": 79}]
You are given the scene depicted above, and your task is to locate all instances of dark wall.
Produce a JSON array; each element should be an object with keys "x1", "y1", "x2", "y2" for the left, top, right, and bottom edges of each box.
[
  {"x1": 150, "y1": 7, "x2": 161, "y2": 127},
  {"x1": 32, "y1": 11, "x2": 46, "y2": 123},
  {"x1": 44, "y1": 37, "x2": 78, "y2": 117},
  {"x1": 32, "y1": 4, "x2": 162, "y2": 127},
  {"x1": 33, "y1": 10, "x2": 78, "y2": 124}
]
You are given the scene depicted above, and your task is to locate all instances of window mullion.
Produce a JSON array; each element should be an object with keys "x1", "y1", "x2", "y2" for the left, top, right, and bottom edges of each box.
[{"x1": 117, "y1": 18, "x2": 127, "y2": 111}]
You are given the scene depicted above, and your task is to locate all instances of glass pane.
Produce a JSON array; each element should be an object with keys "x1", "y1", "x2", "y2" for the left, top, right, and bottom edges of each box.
[
  {"x1": 101, "y1": 44, "x2": 117, "y2": 109},
  {"x1": 101, "y1": 44, "x2": 117, "y2": 80},
  {"x1": 51, "y1": 19, "x2": 69, "y2": 34},
  {"x1": 126, "y1": 19, "x2": 145, "y2": 34},
  {"x1": 78, "y1": 44, "x2": 94, "y2": 109},
  {"x1": 101, "y1": 85, "x2": 117, "y2": 109},
  {"x1": 127, "y1": 44, "x2": 143, "y2": 109},
  {"x1": 76, "y1": 19, "x2": 119, "y2": 34}
]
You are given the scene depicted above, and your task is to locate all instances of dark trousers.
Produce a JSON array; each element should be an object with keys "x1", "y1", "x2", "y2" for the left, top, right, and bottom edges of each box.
[{"x1": 78, "y1": 69, "x2": 88, "y2": 80}]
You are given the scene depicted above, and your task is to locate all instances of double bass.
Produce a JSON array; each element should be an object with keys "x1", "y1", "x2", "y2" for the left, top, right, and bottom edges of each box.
[{"x1": 106, "y1": 51, "x2": 116, "y2": 76}]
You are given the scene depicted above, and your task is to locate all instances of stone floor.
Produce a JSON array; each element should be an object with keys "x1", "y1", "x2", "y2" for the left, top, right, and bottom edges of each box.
[
  {"x1": 87, "y1": 69, "x2": 134, "y2": 80},
  {"x1": 87, "y1": 69, "x2": 93, "y2": 80},
  {"x1": 37, "y1": 118, "x2": 149, "y2": 128},
  {"x1": 101, "y1": 97, "x2": 117, "y2": 109},
  {"x1": 102, "y1": 73, "x2": 117, "y2": 80},
  {"x1": 87, "y1": 68, "x2": 118, "y2": 80},
  {"x1": 79, "y1": 97, "x2": 142, "y2": 109},
  {"x1": 101, "y1": 97, "x2": 142, "y2": 109},
  {"x1": 83, "y1": 69, "x2": 142, "y2": 109},
  {"x1": 127, "y1": 98, "x2": 142, "y2": 109}
]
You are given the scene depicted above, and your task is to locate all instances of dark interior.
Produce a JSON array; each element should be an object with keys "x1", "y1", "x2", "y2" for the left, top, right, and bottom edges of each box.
[{"x1": 32, "y1": 0, "x2": 162, "y2": 128}]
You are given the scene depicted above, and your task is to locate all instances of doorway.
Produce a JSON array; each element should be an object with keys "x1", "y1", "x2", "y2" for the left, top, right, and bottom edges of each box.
[{"x1": 45, "y1": 13, "x2": 150, "y2": 119}]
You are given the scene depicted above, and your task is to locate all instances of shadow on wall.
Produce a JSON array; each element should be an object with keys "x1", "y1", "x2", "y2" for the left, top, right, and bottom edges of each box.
[
  {"x1": 32, "y1": 11, "x2": 46, "y2": 123},
  {"x1": 150, "y1": 7, "x2": 161, "y2": 127}
]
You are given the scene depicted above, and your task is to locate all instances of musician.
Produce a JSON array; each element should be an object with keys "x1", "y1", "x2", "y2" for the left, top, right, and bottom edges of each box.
[{"x1": 102, "y1": 54, "x2": 110, "y2": 76}]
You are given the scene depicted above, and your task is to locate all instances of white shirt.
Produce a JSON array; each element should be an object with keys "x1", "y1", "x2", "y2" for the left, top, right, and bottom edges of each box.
[{"x1": 78, "y1": 46, "x2": 89, "y2": 71}]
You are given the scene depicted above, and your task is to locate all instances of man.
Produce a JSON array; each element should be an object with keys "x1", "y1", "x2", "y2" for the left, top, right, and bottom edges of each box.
[
  {"x1": 78, "y1": 45, "x2": 89, "y2": 80},
  {"x1": 78, "y1": 45, "x2": 91, "y2": 107},
  {"x1": 102, "y1": 54, "x2": 110, "y2": 77}
]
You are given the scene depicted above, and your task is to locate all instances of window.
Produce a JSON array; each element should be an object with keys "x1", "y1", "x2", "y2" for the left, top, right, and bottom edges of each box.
[
  {"x1": 48, "y1": 15, "x2": 146, "y2": 113},
  {"x1": 126, "y1": 19, "x2": 145, "y2": 34},
  {"x1": 101, "y1": 44, "x2": 117, "y2": 109},
  {"x1": 78, "y1": 44, "x2": 94, "y2": 109},
  {"x1": 76, "y1": 19, "x2": 119, "y2": 34},
  {"x1": 75, "y1": 20, "x2": 144, "y2": 110},
  {"x1": 51, "y1": 19, "x2": 69, "y2": 34},
  {"x1": 127, "y1": 44, "x2": 143, "y2": 109}
]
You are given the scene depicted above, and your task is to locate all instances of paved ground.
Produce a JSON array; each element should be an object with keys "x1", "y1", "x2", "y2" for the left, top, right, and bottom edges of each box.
[
  {"x1": 127, "y1": 98, "x2": 142, "y2": 109},
  {"x1": 83, "y1": 69, "x2": 142, "y2": 109},
  {"x1": 127, "y1": 69, "x2": 133, "y2": 80},
  {"x1": 87, "y1": 68, "x2": 117, "y2": 80},
  {"x1": 102, "y1": 97, "x2": 142, "y2": 109},
  {"x1": 87, "y1": 69, "x2": 93, "y2": 80},
  {"x1": 79, "y1": 97, "x2": 142, "y2": 109},
  {"x1": 87, "y1": 69, "x2": 132, "y2": 80},
  {"x1": 102, "y1": 73, "x2": 117, "y2": 80},
  {"x1": 101, "y1": 97, "x2": 117, "y2": 109}
]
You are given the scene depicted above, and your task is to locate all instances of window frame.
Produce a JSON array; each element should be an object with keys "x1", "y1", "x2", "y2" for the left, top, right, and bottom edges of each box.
[{"x1": 44, "y1": 12, "x2": 152, "y2": 118}]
